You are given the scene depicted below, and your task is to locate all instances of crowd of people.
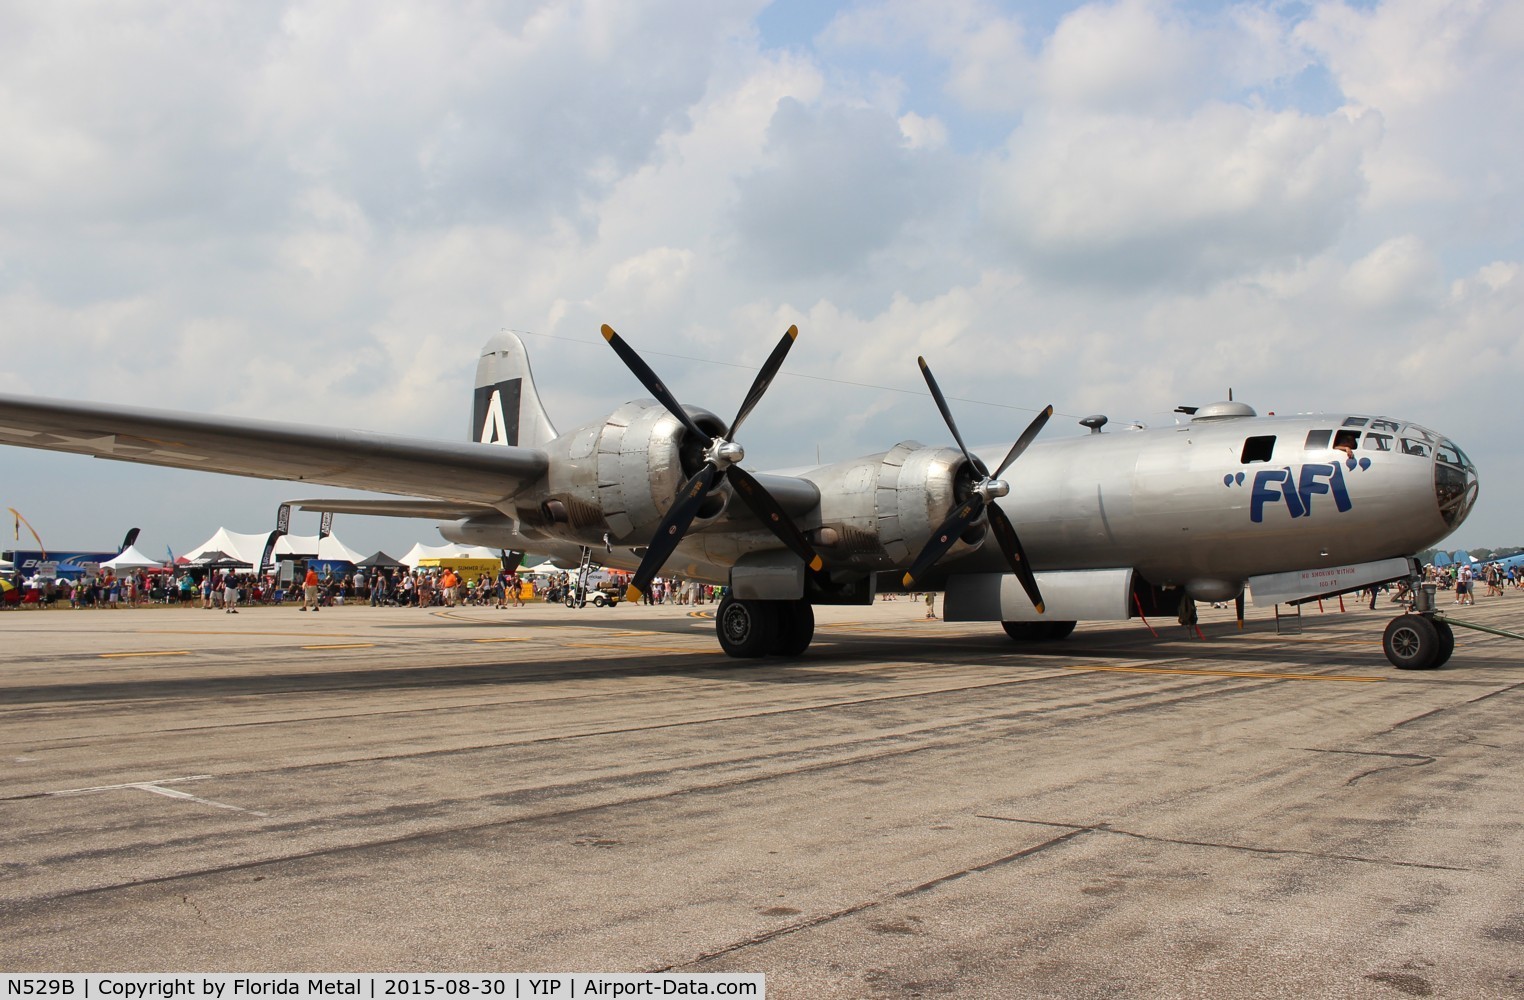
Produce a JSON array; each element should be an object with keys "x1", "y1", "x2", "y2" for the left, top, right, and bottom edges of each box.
[
  {"x1": 1423, "y1": 560, "x2": 1520, "y2": 605},
  {"x1": 1, "y1": 564, "x2": 720, "y2": 610}
]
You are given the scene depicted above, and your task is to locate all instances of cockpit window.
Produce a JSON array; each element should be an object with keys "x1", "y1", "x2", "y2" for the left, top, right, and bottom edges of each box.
[
  {"x1": 1332, "y1": 429, "x2": 1360, "y2": 452},
  {"x1": 1364, "y1": 432, "x2": 1393, "y2": 452},
  {"x1": 1341, "y1": 417, "x2": 1368, "y2": 427},
  {"x1": 1370, "y1": 419, "x2": 1400, "y2": 433},
  {"x1": 1400, "y1": 438, "x2": 1431, "y2": 457},
  {"x1": 1305, "y1": 429, "x2": 1332, "y2": 449},
  {"x1": 1241, "y1": 436, "x2": 1275, "y2": 463},
  {"x1": 1436, "y1": 441, "x2": 1470, "y2": 467},
  {"x1": 1434, "y1": 437, "x2": 1479, "y2": 528}
]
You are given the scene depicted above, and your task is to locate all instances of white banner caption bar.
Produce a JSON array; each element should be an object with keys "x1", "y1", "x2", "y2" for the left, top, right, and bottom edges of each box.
[{"x1": 1, "y1": 975, "x2": 765, "y2": 1000}]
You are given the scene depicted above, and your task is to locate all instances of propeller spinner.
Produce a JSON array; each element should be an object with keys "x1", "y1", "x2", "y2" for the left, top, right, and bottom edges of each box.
[
  {"x1": 600, "y1": 324, "x2": 825, "y2": 603},
  {"x1": 901, "y1": 356, "x2": 1051, "y2": 614}
]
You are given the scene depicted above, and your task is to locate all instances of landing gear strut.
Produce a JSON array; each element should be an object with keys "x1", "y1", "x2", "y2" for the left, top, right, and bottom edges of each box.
[{"x1": 716, "y1": 595, "x2": 814, "y2": 658}]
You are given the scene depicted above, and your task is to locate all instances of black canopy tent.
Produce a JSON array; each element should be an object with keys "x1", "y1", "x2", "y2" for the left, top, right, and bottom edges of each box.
[{"x1": 357, "y1": 551, "x2": 406, "y2": 569}]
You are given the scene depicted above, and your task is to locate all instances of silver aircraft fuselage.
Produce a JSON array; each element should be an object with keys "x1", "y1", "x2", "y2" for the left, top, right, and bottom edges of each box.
[{"x1": 980, "y1": 408, "x2": 1475, "y2": 598}]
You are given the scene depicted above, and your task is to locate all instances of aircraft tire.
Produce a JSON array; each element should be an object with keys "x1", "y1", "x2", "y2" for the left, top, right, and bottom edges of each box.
[
  {"x1": 1002, "y1": 621, "x2": 1042, "y2": 641},
  {"x1": 717, "y1": 595, "x2": 777, "y2": 659},
  {"x1": 1432, "y1": 619, "x2": 1456, "y2": 668},
  {"x1": 1383, "y1": 614, "x2": 1441, "y2": 670},
  {"x1": 1042, "y1": 620, "x2": 1077, "y2": 640},
  {"x1": 1002, "y1": 620, "x2": 1076, "y2": 642},
  {"x1": 770, "y1": 601, "x2": 815, "y2": 657}
]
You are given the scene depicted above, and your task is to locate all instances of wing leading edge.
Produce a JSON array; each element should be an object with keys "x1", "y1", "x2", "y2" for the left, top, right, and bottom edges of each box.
[{"x1": 0, "y1": 394, "x2": 549, "y2": 507}]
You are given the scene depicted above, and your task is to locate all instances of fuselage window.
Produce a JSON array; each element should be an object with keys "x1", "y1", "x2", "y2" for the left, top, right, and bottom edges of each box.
[
  {"x1": 1332, "y1": 429, "x2": 1360, "y2": 453},
  {"x1": 1401, "y1": 439, "x2": 1432, "y2": 457},
  {"x1": 1241, "y1": 435, "x2": 1276, "y2": 463},
  {"x1": 1364, "y1": 432, "x2": 1393, "y2": 452},
  {"x1": 1341, "y1": 416, "x2": 1369, "y2": 428},
  {"x1": 1305, "y1": 429, "x2": 1332, "y2": 449}
]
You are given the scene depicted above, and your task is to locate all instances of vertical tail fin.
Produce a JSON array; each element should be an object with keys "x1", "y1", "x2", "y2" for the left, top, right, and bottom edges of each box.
[{"x1": 472, "y1": 331, "x2": 558, "y2": 449}]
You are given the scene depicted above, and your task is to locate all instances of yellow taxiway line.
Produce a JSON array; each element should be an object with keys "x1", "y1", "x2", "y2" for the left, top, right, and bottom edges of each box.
[{"x1": 1067, "y1": 664, "x2": 1385, "y2": 683}]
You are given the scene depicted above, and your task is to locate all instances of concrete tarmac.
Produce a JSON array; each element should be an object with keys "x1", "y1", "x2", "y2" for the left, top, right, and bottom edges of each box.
[{"x1": 2, "y1": 594, "x2": 1522, "y2": 998}]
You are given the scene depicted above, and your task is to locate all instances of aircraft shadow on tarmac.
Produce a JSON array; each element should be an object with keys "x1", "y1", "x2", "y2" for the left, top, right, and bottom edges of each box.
[{"x1": 4, "y1": 615, "x2": 1465, "y2": 709}]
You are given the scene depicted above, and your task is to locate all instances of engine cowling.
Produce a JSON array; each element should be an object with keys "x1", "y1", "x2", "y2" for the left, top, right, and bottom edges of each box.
[
  {"x1": 809, "y1": 440, "x2": 980, "y2": 571},
  {"x1": 513, "y1": 399, "x2": 731, "y2": 544}
]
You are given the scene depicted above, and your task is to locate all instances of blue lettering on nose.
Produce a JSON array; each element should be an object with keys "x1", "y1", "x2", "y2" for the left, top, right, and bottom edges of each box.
[
  {"x1": 1233, "y1": 460, "x2": 1364, "y2": 521},
  {"x1": 1298, "y1": 463, "x2": 1332, "y2": 512},
  {"x1": 1251, "y1": 468, "x2": 1306, "y2": 522}
]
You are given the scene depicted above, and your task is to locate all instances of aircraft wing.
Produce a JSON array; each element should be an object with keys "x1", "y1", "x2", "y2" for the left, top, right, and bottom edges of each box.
[{"x1": 0, "y1": 394, "x2": 549, "y2": 505}]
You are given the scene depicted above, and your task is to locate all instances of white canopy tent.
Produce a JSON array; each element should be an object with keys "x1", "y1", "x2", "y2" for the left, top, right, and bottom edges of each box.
[
  {"x1": 102, "y1": 545, "x2": 166, "y2": 571},
  {"x1": 399, "y1": 541, "x2": 498, "y2": 567},
  {"x1": 184, "y1": 528, "x2": 366, "y2": 569}
]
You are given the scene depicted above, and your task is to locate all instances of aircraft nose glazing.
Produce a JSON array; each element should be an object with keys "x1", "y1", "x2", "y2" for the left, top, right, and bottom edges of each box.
[{"x1": 1434, "y1": 436, "x2": 1478, "y2": 528}]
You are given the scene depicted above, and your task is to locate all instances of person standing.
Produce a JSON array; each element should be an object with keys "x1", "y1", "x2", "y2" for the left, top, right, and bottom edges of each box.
[
  {"x1": 301, "y1": 565, "x2": 320, "y2": 612},
  {"x1": 223, "y1": 570, "x2": 240, "y2": 614}
]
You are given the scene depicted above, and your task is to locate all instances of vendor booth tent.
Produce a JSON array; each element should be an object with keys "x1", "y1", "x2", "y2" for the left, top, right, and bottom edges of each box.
[
  {"x1": 193, "y1": 550, "x2": 251, "y2": 569},
  {"x1": 184, "y1": 528, "x2": 364, "y2": 569},
  {"x1": 399, "y1": 541, "x2": 498, "y2": 567},
  {"x1": 102, "y1": 545, "x2": 166, "y2": 571},
  {"x1": 357, "y1": 551, "x2": 406, "y2": 569}
]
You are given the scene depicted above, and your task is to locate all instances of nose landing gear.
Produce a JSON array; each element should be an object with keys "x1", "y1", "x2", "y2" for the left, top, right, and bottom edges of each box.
[
  {"x1": 1381, "y1": 613, "x2": 1454, "y2": 670},
  {"x1": 1381, "y1": 579, "x2": 1517, "y2": 670}
]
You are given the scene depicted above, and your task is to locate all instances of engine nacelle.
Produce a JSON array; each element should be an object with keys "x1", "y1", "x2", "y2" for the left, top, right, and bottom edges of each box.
[
  {"x1": 809, "y1": 440, "x2": 980, "y2": 571},
  {"x1": 512, "y1": 399, "x2": 731, "y2": 545}
]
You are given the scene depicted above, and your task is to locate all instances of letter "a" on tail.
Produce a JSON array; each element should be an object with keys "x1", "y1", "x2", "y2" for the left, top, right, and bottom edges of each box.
[{"x1": 472, "y1": 331, "x2": 558, "y2": 448}]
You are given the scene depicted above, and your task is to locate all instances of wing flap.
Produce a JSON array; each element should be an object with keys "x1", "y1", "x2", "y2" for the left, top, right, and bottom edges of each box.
[
  {"x1": 286, "y1": 498, "x2": 499, "y2": 520},
  {"x1": 0, "y1": 394, "x2": 549, "y2": 505}
]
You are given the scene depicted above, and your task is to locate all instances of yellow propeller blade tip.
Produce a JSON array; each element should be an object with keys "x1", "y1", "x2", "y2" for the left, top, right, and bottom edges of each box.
[
  {"x1": 808, "y1": 556, "x2": 824, "y2": 572},
  {"x1": 1035, "y1": 602, "x2": 1046, "y2": 615},
  {"x1": 625, "y1": 585, "x2": 643, "y2": 603},
  {"x1": 901, "y1": 573, "x2": 914, "y2": 587},
  {"x1": 787, "y1": 325, "x2": 798, "y2": 340},
  {"x1": 600, "y1": 324, "x2": 615, "y2": 341}
]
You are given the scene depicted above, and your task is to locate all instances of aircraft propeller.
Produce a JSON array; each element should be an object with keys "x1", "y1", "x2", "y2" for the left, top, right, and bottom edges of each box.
[
  {"x1": 600, "y1": 323, "x2": 825, "y2": 603},
  {"x1": 901, "y1": 356, "x2": 1051, "y2": 614}
]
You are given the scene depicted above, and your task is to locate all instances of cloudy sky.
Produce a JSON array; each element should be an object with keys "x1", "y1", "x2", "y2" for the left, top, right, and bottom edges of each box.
[{"x1": 1, "y1": 0, "x2": 1519, "y2": 561}]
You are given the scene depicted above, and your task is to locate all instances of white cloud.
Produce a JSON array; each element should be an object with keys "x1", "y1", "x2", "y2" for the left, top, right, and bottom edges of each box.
[{"x1": 980, "y1": 103, "x2": 1379, "y2": 288}]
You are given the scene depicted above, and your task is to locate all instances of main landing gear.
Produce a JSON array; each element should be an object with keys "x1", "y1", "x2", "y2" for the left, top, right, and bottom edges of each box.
[
  {"x1": 716, "y1": 594, "x2": 815, "y2": 658},
  {"x1": 1002, "y1": 620, "x2": 1077, "y2": 642}
]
